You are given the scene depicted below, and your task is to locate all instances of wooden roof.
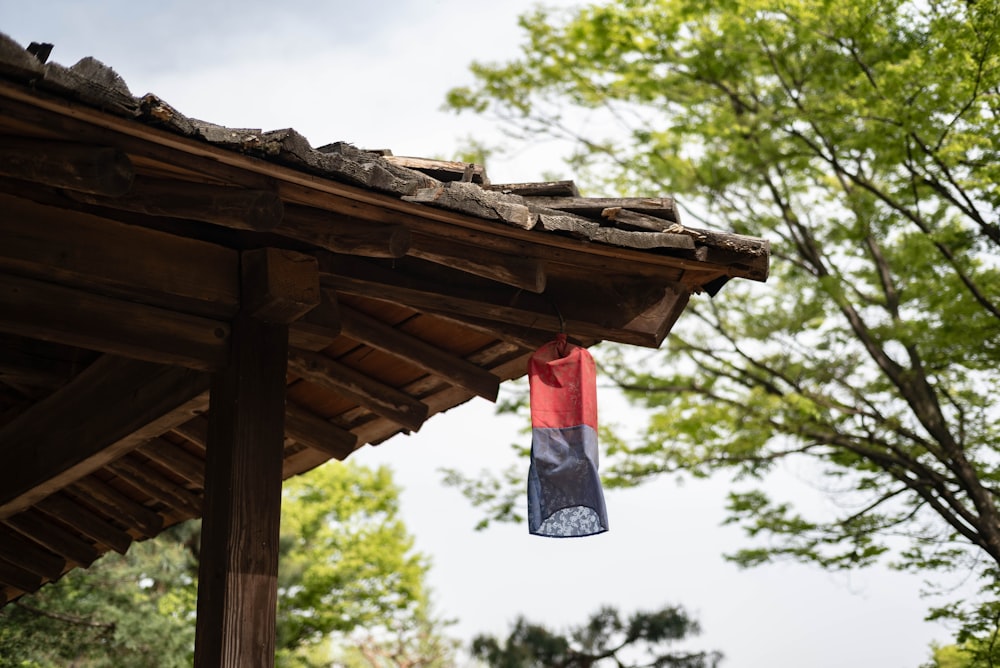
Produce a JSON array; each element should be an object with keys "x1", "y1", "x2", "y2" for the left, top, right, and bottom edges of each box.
[{"x1": 0, "y1": 35, "x2": 769, "y2": 605}]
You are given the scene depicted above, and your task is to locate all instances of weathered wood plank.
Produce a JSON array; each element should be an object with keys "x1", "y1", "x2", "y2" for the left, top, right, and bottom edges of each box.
[
  {"x1": 601, "y1": 206, "x2": 676, "y2": 232},
  {"x1": 66, "y1": 177, "x2": 284, "y2": 232},
  {"x1": 287, "y1": 348, "x2": 430, "y2": 432},
  {"x1": 284, "y1": 403, "x2": 358, "y2": 460},
  {"x1": 241, "y1": 248, "x2": 320, "y2": 324},
  {"x1": 339, "y1": 304, "x2": 501, "y2": 402},
  {"x1": 534, "y1": 207, "x2": 694, "y2": 250},
  {"x1": 489, "y1": 180, "x2": 579, "y2": 197},
  {"x1": 0, "y1": 192, "x2": 240, "y2": 319},
  {"x1": 0, "y1": 137, "x2": 133, "y2": 195},
  {"x1": 403, "y1": 182, "x2": 535, "y2": 230},
  {"x1": 382, "y1": 156, "x2": 489, "y2": 185},
  {"x1": 0, "y1": 273, "x2": 230, "y2": 371},
  {"x1": 528, "y1": 196, "x2": 680, "y2": 223},
  {"x1": 289, "y1": 137, "x2": 438, "y2": 196},
  {"x1": 0, "y1": 355, "x2": 210, "y2": 520},
  {"x1": 591, "y1": 227, "x2": 696, "y2": 250},
  {"x1": 408, "y1": 233, "x2": 547, "y2": 293}
]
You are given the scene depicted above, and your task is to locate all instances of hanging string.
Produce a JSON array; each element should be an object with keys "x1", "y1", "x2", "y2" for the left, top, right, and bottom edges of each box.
[{"x1": 543, "y1": 294, "x2": 568, "y2": 356}]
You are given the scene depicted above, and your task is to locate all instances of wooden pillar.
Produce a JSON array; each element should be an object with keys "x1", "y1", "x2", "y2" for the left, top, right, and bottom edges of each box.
[{"x1": 194, "y1": 249, "x2": 320, "y2": 668}]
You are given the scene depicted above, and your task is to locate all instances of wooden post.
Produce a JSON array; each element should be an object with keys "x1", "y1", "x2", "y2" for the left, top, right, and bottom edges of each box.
[{"x1": 194, "y1": 249, "x2": 319, "y2": 668}]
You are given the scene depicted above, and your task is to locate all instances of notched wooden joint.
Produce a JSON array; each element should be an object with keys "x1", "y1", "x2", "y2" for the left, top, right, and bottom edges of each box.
[{"x1": 241, "y1": 248, "x2": 321, "y2": 324}]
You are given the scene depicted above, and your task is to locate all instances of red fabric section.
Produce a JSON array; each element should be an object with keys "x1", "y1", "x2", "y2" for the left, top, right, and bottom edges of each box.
[{"x1": 529, "y1": 334, "x2": 598, "y2": 431}]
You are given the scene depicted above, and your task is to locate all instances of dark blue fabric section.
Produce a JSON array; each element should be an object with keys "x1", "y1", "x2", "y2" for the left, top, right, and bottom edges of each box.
[{"x1": 528, "y1": 424, "x2": 608, "y2": 537}]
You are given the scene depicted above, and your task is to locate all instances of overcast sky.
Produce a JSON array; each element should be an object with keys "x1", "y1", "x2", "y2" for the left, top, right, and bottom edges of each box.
[{"x1": 1, "y1": 2, "x2": 961, "y2": 666}]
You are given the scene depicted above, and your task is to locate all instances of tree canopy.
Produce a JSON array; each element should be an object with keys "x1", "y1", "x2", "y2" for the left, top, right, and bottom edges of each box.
[
  {"x1": 470, "y1": 603, "x2": 720, "y2": 668},
  {"x1": 446, "y1": 0, "x2": 1000, "y2": 640},
  {"x1": 0, "y1": 462, "x2": 451, "y2": 667}
]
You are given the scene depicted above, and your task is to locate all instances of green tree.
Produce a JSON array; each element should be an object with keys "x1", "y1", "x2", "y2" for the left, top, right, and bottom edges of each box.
[
  {"x1": 922, "y1": 642, "x2": 974, "y2": 668},
  {"x1": 470, "y1": 604, "x2": 720, "y2": 668},
  {"x1": 446, "y1": 0, "x2": 1000, "y2": 639},
  {"x1": 0, "y1": 522, "x2": 199, "y2": 668},
  {"x1": 0, "y1": 462, "x2": 453, "y2": 667},
  {"x1": 276, "y1": 462, "x2": 447, "y2": 667}
]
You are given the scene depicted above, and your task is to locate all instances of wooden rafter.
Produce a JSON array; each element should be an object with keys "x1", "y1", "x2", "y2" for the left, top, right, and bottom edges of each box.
[
  {"x1": 287, "y1": 348, "x2": 430, "y2": 432},
  {"x1": 283, "y1": 402, "x2": 358, "y2": 460},
  {"x1": 0, "y1": 355, "x2": 209, "y2": 519},
  {"x1": 339, "y1": 304, "x2": 501, "y2": 402},
  {"x1": 3, "y1": 510, "x2": 101, "y2": 567},
  {"x1": 320, "y1": 257, "x2": 679, "y2": 348},
  {"x1": 35, "y1": 493, "x2": 132, "y2": 555}
]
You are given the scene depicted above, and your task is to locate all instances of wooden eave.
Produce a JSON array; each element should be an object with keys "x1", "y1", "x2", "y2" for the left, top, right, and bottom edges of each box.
[{"x1": 0, "y1": 34, "x2": 770, "y2": 606}]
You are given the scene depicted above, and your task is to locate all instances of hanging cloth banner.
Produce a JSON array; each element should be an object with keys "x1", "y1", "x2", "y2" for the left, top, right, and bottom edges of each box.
[{"x1": 527, "y1": 334, "x2": 608, "y2": 537}]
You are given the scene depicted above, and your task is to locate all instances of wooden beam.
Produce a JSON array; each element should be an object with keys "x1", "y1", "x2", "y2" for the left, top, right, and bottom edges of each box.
[
  {"x1": 0, "y1": 273, "x2": 230, "y2": 371},
  {"x1": 278, "y1": 205, "x2": 411, "y2": 258},
  {"x1": 66, "y1": 177, "x2": 284, "y2": 232},
  {"x1": 0, "y1": 334, "x2": 91, "y2": 390},
  {"x1": 106, "y1": 456, "x2": 203, "y2": 515},
  {"x1": 619, "y1": 286, "x2": 690, "y2": 348},
  {"x1": 0, "y1": 355, "x2": 210, "y2": 519},
  {"x1": 288, "y1": 291, "x2": 341, "y2": 351},
  {"x1": 3, "y1": 510, "x2": 101, "y2": 567},
  {"x1": 416, "y1": 310, "x2": 561, "y2": 351},
  {"x1": 0, "y1": 86, "x2": 763, "y2": 284},
  {"x1": 35, "y1": 493, "x2": 132, "y2": 555},
  {"x1": 0, "y1": 192, "x2": 240, "y2": 319},
  {"x1": 0, "y1": 137, "x2": 134, "y2": 196},
  {"x1": 0, "y1": 557, "x2": 41, "y2": 594},
  {"x1": 0, "y1": 93, "x2": 277, "y2": 192},
  {"x1": 69, "y1": 477, "x2": 164, "y2": 537},
  {"x1": 195, "y1": 279, "x2": 290, "y2": 666},
  {"x1": 320, "y1": 259, "x2": 672, "y2": 348},
  {"x1": 287, "y1": 348, "x2": 430, "y2": 432},
  {"x1": 171, "y1": 416, "x2": 209, "y2": 449},
  {"x1": 241, "y1": 248, "x2": 321, "y2": 324},
  {"x1": 0, "y1": 526, "x2": 66, "y2": 580},
  {"x1": 408, "y1": 232, "x2": 546, "y2": 293},
  {"x1": 284, "y1": 403, "x2": 358, "y2": 460},
  {"x1": 339, "y1": 304, "x2": 501, "y2": 402},
  {"x1": 283, "y1": 343, "x2": 532, "y2": 477},
  {"x1": 135, "y1": 438, "x2": 206, "y2": 489}
]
